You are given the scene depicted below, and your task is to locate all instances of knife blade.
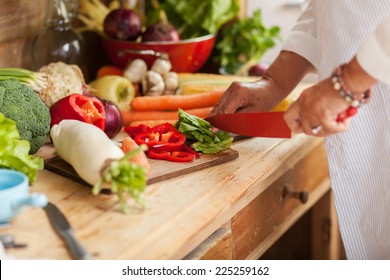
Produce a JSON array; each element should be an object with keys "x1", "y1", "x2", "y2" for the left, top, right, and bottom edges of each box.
[
  {"x1": 205, "y1": 111, "x2": 291, "y2": 138},
  {"x1": 43, "y1": 202, "x2": 91, "y2": 260}
]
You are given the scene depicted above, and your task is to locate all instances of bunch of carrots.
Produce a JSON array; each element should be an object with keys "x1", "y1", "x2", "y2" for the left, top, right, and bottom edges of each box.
[{"x1": 121, "y1": 90, "x2": 223, "y2": 126}]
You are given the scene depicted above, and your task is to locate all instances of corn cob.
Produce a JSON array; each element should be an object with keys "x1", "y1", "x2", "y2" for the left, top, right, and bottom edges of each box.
[
  {"x1": 178, "y1": 73, "x2": 258, "y2": 83},
  {"x1": 177, "y1": 73, "x2": 258, "y2": 95},
  {"x1": 177, "y1": 83, "x2": 229, "y2": 95}
]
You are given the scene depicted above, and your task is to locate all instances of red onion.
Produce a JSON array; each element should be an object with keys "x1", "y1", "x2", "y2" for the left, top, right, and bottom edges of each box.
[
  {"x1": 104, "y1": 8, "x2": 142, "y2": 41},
  {"x1": 141, "y1": 22, "x2": 180, "y2": 42},
  {"x1": 101, "y1": 99, "x2": 122, "y2": 138}
]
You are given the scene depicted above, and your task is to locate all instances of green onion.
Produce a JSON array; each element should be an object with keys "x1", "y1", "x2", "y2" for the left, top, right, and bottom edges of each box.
[{"x1": 0, "y1": 68, "x2": 48, "y2": 93}]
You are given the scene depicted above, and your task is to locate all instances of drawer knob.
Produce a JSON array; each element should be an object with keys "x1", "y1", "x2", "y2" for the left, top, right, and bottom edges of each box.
[{"x1": 282, "y1": 187, "x2": 309, "y2": 204}]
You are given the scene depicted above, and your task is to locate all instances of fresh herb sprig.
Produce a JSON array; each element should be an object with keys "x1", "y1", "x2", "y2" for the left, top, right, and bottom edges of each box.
[{"x1": 215, "y1": 9, "x2": 281, "y2": 75}]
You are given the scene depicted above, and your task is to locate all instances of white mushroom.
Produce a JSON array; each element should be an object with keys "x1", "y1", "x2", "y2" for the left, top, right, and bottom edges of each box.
[
  {"x1": 151, "y1": 58, "x2": 172, "y2": 76},
  {"x1": 163, "y1": 71, "x2": 179, "y2": 95},
  {"x1": 142, "y1": 70, "x2": 165, "y2": 96},
  {"x1": 123, "y1": 59, "x2": 148, "y2": 84}
]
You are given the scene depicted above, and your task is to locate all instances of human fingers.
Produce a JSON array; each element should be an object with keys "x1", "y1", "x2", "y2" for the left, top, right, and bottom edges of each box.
[
  {"x1": 299, "y1": 112, "x2": 352, "y2": 137},
  {"x1": 209, "y1": 88, "x2": 238, "y2": 116},
  {"x1": 283, "y1": 102, "x2": 304, "y2": 134},
  {"x1": 312, "y1": 117, "x2": 351, "y2": 136},
  {"x1": 209, "y1": 82, "x2": 248, "y2": 116}
]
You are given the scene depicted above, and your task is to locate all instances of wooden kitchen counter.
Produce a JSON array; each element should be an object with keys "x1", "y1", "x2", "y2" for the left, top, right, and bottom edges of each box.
[{"x1": 1, "y1": 133, "x2": 341, "y2": 260}]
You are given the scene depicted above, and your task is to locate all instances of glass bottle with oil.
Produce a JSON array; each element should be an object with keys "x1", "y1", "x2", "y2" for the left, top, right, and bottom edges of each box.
[{"x1": 31, "y1": 0, "x2": 87, "y2": 74}]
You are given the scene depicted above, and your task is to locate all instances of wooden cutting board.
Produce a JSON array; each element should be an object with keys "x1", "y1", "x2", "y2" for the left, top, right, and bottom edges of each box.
[{"x1": 44, "y1": 148, "x2": 239, "y2": 191}]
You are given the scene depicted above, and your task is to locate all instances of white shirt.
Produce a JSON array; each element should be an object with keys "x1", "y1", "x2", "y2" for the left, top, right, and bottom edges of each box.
[
  {"x1": 358, "y1": 15, "x2": 390, "y2": 84},
  {"x1": 282, "y1": 1, "x2": 390, "y2": 259}
]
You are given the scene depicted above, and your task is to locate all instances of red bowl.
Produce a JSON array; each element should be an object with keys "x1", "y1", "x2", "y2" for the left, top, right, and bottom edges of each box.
[{"x1": 101, "y1": 34, "x2": 215, "y2": 73}]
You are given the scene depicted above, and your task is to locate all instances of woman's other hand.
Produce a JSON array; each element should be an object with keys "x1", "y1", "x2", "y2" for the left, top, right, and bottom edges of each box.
[{"x1": 284, "y1": 57, "x2": 377, "y2": 137}]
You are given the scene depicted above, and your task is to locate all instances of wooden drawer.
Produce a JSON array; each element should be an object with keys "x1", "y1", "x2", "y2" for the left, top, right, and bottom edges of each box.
[
  {"x1": 184, "y1": 226, "x2": 233, "y2": 260},
  {"x1": 231, "y1": 143, "x2": 330, "y2": 259},
  {"x1": 186, "y1": 142, "x2": 333, "y2": 260}
]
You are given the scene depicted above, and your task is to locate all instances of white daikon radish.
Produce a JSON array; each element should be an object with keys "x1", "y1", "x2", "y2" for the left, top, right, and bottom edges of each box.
[{"x1": 50, "y1": 119, "x2": 147, "y2": 212}]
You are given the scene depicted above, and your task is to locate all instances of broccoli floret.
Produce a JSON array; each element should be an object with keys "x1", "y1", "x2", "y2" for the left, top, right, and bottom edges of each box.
[{"x1": 0, "y1": 78, "x2": 51, "y2": 154}]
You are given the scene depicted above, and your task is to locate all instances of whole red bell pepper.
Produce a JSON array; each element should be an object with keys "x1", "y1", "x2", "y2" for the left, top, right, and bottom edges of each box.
[{"x1": 50, "y1": 94, "x2": 106, "y2": 130}]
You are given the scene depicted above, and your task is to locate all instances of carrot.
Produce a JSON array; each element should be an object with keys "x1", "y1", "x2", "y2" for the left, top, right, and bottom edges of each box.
[
  {"x1": 121, "y1": 136, "x2": 150, "y2": 176},
  {"x1": 121, "y1": 107, "x2": 213, "y2": 126},
  {"x1": 130, "y1": 90, "x2": 224, "y2": 111},
  {"x1": 96, "y1": 65, "x2": 123, "y2": 78},
  {"x1": 129, "y1": 119, "x2": 177, "y2": 127}
]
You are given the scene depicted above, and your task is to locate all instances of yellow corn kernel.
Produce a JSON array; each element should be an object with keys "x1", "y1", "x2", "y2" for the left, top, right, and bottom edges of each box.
[
  {"x1": 179, "y1": 84, "x2": 230, "y2": 95},
  {"x1": 177, "y1": 73, "x2": 258, "y2": 95},
  {"x1": 272, "y1": 96, "x2": 294, "y2": 111}
]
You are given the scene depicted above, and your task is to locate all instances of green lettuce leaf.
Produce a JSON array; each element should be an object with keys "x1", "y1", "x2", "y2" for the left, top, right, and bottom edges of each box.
[
  {"x1": 146, "y1": 0, "x2": 240, "y2": 39},
  {"x1": 175, "y1": 109, "x2": 233, "y2": 154},
  {"x1": 0, "y1": 112, "x2": 43, "y2": 183}
]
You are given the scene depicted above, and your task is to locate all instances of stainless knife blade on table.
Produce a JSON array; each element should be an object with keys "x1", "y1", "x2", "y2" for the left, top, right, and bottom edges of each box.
[{"x1": 43, "y1": 202, "x2": 91, "y2": 260}]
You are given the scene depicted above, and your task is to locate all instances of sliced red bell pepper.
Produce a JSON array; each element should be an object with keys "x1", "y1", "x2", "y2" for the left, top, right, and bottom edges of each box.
[
  {"x1": 50, "y1": 93, "x2": 106, "y2": 130},
  {"x1": 124, "y1": 122, "x2": 201, "y2": 162},
  {"x1": 182, "y1": 144, "x2": 201, "y2": 158},
  {"x1": 133, "y1": 123, "x2": 186, "y2": 152},
  {"x1": 124, "y1": 124, "x2": 152, "y2": 138},
  {"x1": 148, "y1": 150, "x2": 195, "y2": 162}
]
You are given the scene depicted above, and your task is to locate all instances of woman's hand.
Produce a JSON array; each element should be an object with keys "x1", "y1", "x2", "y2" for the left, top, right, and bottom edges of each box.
[
  {"x1": 209, "y1": 78, "x2": 285, "y2": 115},
  {"x1": 284, "y1": 57, "x2": 377, "y2": 137},
  {"x1": 284, "y1": 77, "x2": 351, "y2": 137},
  {"x1": 209, "y1": 51, "x2": 315, "y2": 117}
]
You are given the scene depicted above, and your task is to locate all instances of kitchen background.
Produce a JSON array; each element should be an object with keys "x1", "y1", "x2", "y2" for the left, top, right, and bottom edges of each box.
[
  {"x1": 248, "y1": 0, "x2": 304, "y2": 63},
  {"x1": 0, "y1": 0, "x2": 305, "y2": 72},
  {"x1": 248, "y1": 0, "x2": 317, "y2": 82}
]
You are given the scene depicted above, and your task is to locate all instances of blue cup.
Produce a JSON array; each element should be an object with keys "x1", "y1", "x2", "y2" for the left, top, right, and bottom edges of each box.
[{"x1": 0, "y1": 169, "x2": 48, "y2": 224}]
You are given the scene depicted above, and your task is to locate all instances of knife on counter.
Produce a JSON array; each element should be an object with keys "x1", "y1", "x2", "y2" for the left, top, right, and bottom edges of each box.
[
  {"x1": 205, "y1": 111, "x2": 291, "y2": 138},
  {"x1": 43, "y1": 202, "x2": 91, "y2": 260}
]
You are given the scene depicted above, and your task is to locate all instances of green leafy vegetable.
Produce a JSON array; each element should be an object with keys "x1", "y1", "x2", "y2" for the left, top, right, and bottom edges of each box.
[
  {"x1": 214, "y1": 9, "x2": 281, "y2": 75},
  {"x1": 145, "y1": 0, "x2": 240, "y2": 39},
  {"x1": 92, "y1": 145, "x2": 148, "y2": 213},
  {"x1": 0, "y1": 112, "x2": 44, "y2": 183},
  {"x1": 175, "y1": 109, "x2": 233, "y2": 154},
  {"x1": 0, "y1": 78, "x2": 51, "y2": 154}
]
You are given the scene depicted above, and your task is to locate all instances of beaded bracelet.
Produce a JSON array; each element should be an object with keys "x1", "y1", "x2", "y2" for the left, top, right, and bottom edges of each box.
[{"x1": 331, "y1": 64, "x2": 372, "y2": 108}]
